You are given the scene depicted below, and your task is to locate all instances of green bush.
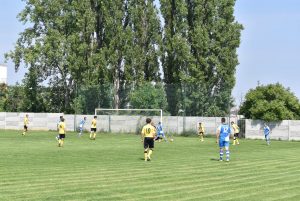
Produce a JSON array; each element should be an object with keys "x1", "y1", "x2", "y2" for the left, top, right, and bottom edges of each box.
[{"x1": 240, "y1": 83, "x2": 300, "y2": 121}]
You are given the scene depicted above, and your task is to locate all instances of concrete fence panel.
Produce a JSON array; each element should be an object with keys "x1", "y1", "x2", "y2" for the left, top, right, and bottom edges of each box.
[
  {"x1": 289, "y1": 120, "x2": 300, "y2": 141},
  {"x1": 1, "y1": 112, "x2": 300, "y2": 141}
]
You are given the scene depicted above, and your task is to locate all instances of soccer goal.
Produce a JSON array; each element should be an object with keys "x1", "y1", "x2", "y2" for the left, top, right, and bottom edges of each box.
[
  {"x1": 94, "y1": 108, "x2": 163, "y2": 133},
  {"x1": 94, "y1": 108, "x2": 163, "y2": 123}
]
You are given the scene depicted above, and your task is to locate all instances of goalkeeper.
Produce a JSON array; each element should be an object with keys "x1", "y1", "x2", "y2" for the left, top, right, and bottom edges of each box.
[{"x1": 155, "y1": 122, "x2": 168, "y2": 142}]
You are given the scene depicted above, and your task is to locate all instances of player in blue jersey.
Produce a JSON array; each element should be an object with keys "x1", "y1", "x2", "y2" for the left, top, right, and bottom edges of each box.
[
  {"x1": 216, "y1": 117, "x2": 232, "y2": 162},
  {"x1": 155, "y1": 122, "x2": 168, "y2": 142},
  {"x1": 78, "y1": 117, "x2": 87, "y2": 136},
  {"x1": 264, "y1": 123, "x2": 271, "y2": 145}
]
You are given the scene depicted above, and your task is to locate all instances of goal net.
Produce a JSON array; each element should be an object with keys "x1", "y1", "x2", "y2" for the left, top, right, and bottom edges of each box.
[{"x1": 94, "y1": 108, "x2": 163, "y2": 133}]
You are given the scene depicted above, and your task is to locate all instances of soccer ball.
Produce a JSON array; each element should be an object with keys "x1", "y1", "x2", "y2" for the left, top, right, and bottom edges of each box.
[{"x1": 170, "y1": 138, "x2": 174, "y2": 142}]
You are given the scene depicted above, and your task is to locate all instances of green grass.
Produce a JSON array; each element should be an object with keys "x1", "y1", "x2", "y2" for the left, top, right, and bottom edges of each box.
[{"x1": 1, "y1": 130, "x2": 300, "y2": 201}]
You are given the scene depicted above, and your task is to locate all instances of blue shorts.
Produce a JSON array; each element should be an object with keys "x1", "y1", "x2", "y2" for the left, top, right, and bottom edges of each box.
[{"x1": 219, "y1": 140, "x2": 229, "y2": 148}]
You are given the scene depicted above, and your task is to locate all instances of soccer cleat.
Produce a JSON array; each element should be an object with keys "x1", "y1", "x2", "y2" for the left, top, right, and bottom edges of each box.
[
  {"x1": 226, "y1": 159, "x2": 230, "y2": 162},
  {"x1": 147, "y1": 157, "x2": 151, "y2": 161}
]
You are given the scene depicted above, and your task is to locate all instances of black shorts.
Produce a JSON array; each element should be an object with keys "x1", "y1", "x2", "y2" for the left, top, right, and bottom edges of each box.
[
  {"x1": 234, "y1": 133, "x2": 239, "y2": 137},
  {"x1": 59, "y1": 134, "x2": 65, "y2": 139},
  {"x1": 91, "y1": 128, "x2": 96, "y2": 132},
  {"x1": 24, "y1": 125, "x2": 28, "y2": 130},
  {"x1": 198, "y1": 132, "x2": 204, "y2": 135},
  {"x1": 144, "y1": 137, "x2": 154, "y2": 149}
]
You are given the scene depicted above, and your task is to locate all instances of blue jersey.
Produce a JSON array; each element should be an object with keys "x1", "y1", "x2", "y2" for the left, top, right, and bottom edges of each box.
[
  {"x1": 79, "y1": 119, "x2": 86, "y2": 127},
  {"x1": 264, "y1": 126, "x2": 270, "y2": 135},
  {"x1": 218, "y1": 124, "x2": 231, "y2": 141},
  {"x1": 157, "y1": 124, "x2": 164, "y2": 135}
]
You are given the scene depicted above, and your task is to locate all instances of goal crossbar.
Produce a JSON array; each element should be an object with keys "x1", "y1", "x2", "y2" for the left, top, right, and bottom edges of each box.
[{"x1": 94, "y1": 108, "x2": 163, "y2": 123}]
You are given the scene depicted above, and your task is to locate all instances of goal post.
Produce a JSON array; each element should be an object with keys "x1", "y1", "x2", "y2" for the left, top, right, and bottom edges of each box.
[{"x1": 94, "y1": 108, "x2": 163, "y2": 124}]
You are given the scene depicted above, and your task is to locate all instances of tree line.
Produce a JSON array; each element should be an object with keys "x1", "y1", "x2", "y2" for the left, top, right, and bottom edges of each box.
[{"x1": 5, "y1": 0, "x2": 243, "y2": 116}]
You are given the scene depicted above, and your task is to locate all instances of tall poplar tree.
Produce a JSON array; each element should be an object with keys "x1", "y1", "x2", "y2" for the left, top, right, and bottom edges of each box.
[
  {"x1": 128, "y1": 0, "x2": 162, "y2": 84},
  {"x1": 160, "y1": 0, "x2": 242, "y2": 116},
  {"x1": 6, "y1": 0, "x2": 95, "y2": 112},
  {"x1": 160, "y1": 0, "x2": 192, "y2": 115},
  {"x1": 185, "y1": 0, "x2": 243, "y2": 116},
  {"x1": 6, "y1": 0, "x2": 242, "y2": 115}
]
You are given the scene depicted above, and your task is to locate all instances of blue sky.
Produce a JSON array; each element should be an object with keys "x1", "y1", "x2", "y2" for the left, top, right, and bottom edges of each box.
[
  {"x1": 1, "y1": 0, "x2": 300, "y2": 102},
  {"x1": 233, "y1": 0, "x2": 300, "y2": 103}
]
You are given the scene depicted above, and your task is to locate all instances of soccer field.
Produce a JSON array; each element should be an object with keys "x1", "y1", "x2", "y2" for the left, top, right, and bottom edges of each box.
[{"x1": 1, "y1": 130, "x2": 300, "y2": 201}]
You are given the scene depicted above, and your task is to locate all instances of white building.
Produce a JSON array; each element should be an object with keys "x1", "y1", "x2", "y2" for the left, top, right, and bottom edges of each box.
[{"x1": 0, "y1": 64, "x2": 7, "y2": 84}]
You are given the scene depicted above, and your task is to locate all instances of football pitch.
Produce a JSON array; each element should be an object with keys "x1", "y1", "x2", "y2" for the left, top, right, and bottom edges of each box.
[{"x1": 1, "y1": 130, "x2": 300, "y2": 201}]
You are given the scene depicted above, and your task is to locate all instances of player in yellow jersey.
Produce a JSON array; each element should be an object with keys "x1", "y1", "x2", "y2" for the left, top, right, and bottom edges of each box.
[
  {"x1": 141, "y1": 118, "x2": 156, "y2": 161},
  {"x1": 198, "y1": 122, "x2": 205, "y2": 142},
  {"x1": 231, "y1": 121, "x2": 240, "y2": 145},
  {"x1": 90, "y1": 116, "x2": 97, "y2": 140},
  {"x1": 58, "y1": 118, "x2": 66, "y2": 147},
  {"x1": 22, "y1": 114, "x2": 29, "y2": 136}
]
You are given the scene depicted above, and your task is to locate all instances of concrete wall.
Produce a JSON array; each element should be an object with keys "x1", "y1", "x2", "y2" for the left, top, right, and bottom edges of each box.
[
  {"x1": 245, "y1": 119, "x2": 300, "y2": 141},
  {"x1": 0, "y1": 112, "x2": 236, "y2": 135},
  {"x1": 1, "y1": 112, "x2": 300, "y2": 141},
  {"x1": 0, "y1": 112, "x2": 63, "y2": 130}
]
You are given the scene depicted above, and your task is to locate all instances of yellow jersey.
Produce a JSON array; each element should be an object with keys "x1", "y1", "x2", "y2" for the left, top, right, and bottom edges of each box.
[
  {"x1": 232, "y1": 123, "x2": 240, "y2": 133},
  {"x1": 91, "y1": 119, "x2": 97, "y2": 128},
  {"x1": 141, "y1": 124, "x2": 156, "y2": 138},
  {"x1": 24, "y1": 117, "x2": 29, "y2": 126},
  {"x1": 198, "y1": 124, "x2": 205, "y2": 133},
  {"x1": 58, "y1": 122, "x2": 66, "y2": 134}
]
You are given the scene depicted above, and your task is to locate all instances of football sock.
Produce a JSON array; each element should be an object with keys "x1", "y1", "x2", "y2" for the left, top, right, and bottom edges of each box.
[
  {"x1": 93, "y1": 133, "x2": 96, "y2": 139},
  {"x1": 148, "y1": 150, "x2": 153, "y2": 159},
  {"x1": 144, "y1": 151, "x2": 148, "y2": 161},
  {"x1": 220, "y1": 150, "x2": 224, "y2": 160},
  {"x1": 226, "y1": 150, "x2": 230, "y2": 161}
]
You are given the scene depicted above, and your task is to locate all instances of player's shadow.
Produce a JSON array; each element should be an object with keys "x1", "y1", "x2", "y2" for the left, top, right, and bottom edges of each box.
[{"x1": 210, "y1": 158, "x2": 220, "y2": 161}]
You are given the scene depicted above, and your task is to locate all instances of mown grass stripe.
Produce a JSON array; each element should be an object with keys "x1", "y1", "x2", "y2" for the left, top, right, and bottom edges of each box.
[
  {"x1": 1, "y1": 131, "x2": 300, "y2": 201},
  {"x1": 2, "y1": 163, "x2": 300, "y2": 199},
  {"x1": 1, "y1": 156, "x2": 296, "y2": 188},
  {"x1": 2, "y1": 158, "x2": 300, "y2": 189}
]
